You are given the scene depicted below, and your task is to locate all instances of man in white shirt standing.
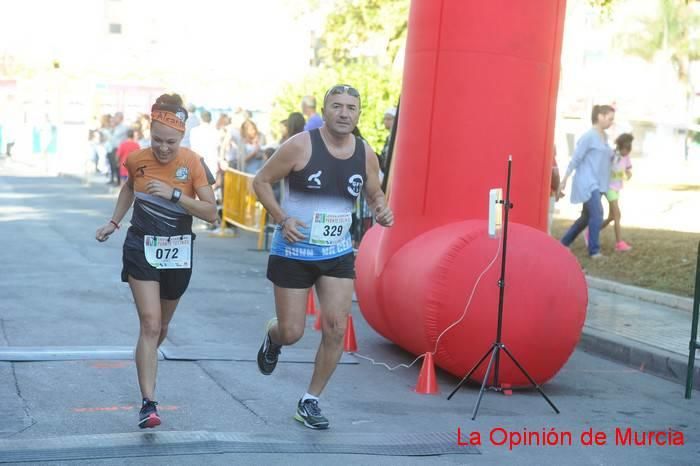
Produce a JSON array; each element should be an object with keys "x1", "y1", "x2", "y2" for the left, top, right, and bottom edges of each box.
[{"x1": 190, "y1": 110, "x2": 221, "y2": 177}]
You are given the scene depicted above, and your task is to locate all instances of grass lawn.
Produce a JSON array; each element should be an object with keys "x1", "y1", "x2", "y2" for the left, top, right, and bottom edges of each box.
[{"x1": 551, "y1": 218, "x2": 699, "y2": 298}]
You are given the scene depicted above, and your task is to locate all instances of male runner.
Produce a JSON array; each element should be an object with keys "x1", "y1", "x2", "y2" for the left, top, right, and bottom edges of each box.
[{"x1": 253, "y1": 84, "x2": 393, "y2": 429}]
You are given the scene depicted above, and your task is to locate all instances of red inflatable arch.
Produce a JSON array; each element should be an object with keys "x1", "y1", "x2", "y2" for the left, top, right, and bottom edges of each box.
[{"x1": 355, "y1": 0, "x2": 587, "y2": 385}]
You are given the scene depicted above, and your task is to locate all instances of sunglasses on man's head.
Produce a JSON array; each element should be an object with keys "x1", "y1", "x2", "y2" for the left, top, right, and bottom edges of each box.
[{"x1": 324, "y1": 85, "x2": 361, "y2": 105}]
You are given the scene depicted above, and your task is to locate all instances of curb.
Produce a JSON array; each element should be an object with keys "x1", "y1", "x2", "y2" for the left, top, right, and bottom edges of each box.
[
  {"x1": 586, "y1": 276, "x2": 693, "y2": 313},
  {"x1": 579, "y1": 326, "x2": 699, "y2": 391}
]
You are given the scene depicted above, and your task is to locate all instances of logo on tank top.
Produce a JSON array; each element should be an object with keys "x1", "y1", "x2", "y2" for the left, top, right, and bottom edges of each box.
[
  {"x1": 175, "y1": 167, "x2": 189, "y2": 181},
  {"x1": 307, "y1": 170, "x2": 322, "y2": 189},
  {"x1": 347, "y1": 174, "x2": 363, "y2": 197}
]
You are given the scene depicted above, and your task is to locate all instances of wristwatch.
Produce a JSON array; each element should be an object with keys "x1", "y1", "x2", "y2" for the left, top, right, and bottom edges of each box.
[{"x1": 170, "y1": 187, "x2": 182, "y2": 203}]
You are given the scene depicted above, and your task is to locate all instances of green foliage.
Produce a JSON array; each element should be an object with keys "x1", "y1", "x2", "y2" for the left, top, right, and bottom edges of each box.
[
  {"x1": 273, "y1": 0, "x2": 408, "y2": 150},
  {"x1": 617, "y1": 0, "x2": 700, "y2": 84},
  {"x1": 320, "y1": 0, "x2": 409, "y2": 66},
  {"x1": 692, "y1": 118, "x2": 700, "y2": 145},
  {"x1": 587, "y1": 0, "x2": 617, "y2": 19},
  {"x1": 272, "y1": 61, "x2": 402, "y2": 151}
]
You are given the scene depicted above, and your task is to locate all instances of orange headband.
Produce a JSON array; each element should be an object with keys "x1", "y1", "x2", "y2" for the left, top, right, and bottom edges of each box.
[{"x1": 151, "y1": 110, "x2": 186, "y2": 132}]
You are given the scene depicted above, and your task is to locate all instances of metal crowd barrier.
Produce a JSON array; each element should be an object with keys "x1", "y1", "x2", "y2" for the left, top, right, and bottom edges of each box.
[{"x1": 221, "y1": 168, "x2": 267, "y2": 250}]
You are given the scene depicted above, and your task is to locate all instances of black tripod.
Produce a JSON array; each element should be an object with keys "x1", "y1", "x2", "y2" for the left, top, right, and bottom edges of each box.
[{"x1": 446, "y1": 156, "x2": 560, "y2": 420}]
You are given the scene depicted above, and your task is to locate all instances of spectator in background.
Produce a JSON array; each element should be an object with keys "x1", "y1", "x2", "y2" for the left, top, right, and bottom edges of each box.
[
  {"x1": 278, "y1": 119, "x2": 289, "y2": 145},
  {"x1": 301, "y1": 95, "x2": 323, "y2": 131},
  {"x1": 601, "y1": 133, "x2": 634, "y2": 252},
  {"x1": 238, "y1": 119, "x2": 267, "y2": 174},
  {"x1": 559, "y1": 104, "x2": 615, "y2": 258},
  {"x1": 137, "y1": 127, "x2": 150, "y2": 149},
  {"x1": 137, "y1": 114, "x2": 151, "y2": 148},
  {"x1": 215, "y1": 113, "x2": 230, "y2": 132},
  {"x1": 221, "y1": 112, "x2": 244, "y2": 169},
  {"x1": 286, "y1": 112, "x2": 306, "y2": 139},
  {"x1": 190, "y1": 110, "x2": 221, "y2": 177},
  {"x1": 378, "y1": 107, "x2": 396, "y2": 173},
  {"x1": 108, "y1": 112, "x2": 129, "y2": 185},
  {"x1": 548, "y1": 145, "x2": 561, "y2": 235},
  {"x1": 89, "y1": 129, "x2": 106, "y2": 173},
  {"x1": 214, "y1": 113, "x2": 232, "y2": 166},
  {"x1": 265, "y1": 112, "x2": 306, "y2": 205},
  {"x1": 180, "y1": 103, "x2": 200, "y2": 148},
  {"x1": 97, "y1": 114, "x2": 112, "y2": 174},
  {"x1": 116, "y1": 129, "x2": 141, "y2": 186}
]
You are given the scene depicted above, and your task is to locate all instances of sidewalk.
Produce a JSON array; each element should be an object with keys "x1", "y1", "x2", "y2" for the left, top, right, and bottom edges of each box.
[{"x1": 580, "y1": 277, "x2": 699, "y2": 389}]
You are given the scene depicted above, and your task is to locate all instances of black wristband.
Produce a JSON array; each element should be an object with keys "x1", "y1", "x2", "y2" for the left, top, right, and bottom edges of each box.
[{"x1": 170, "y1": 188, "x2": 182, "y2": 203}]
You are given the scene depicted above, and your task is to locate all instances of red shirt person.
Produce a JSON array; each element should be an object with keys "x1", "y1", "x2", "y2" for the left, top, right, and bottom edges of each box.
[{"x1": 117, "y1": 129, "x2": 142, "y2": 182}]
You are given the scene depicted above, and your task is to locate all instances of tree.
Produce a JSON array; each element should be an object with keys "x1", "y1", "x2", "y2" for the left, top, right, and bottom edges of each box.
[
  {"x1": 620, "y1": 0, "x2": 699, "y2": 82},
  {"x1": 273, "y1": 0, "x2": 408, "y2": 151},
  {"x1": 616, "y1": 0, "x2": 700, "y2": 158},
  {"x1": 319, "y1": 0, "x2": 409, "y2": 67},
  {"x1": 587, "y1": 0, "x2": 618, "y2": 20}
]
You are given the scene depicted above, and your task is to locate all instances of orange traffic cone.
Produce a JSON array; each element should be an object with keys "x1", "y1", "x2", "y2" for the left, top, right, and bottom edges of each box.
[
  {"x1": 414, "y1": 352, "x2": 439, "y2": 394},
  {"x1": 306, "y1": 289, "x2": 317, "y2": 316},
  {"x1": 343, "y1": 314, "x2": 358, "y2": 352},
  {"x1": 314, "y1": 310, "x2": 322, "y2": 331}
]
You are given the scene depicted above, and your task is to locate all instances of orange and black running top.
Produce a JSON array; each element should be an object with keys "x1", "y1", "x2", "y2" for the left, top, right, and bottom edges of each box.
[{"x1": 123, "y1": 147, "x2": 209, "y2": 238}]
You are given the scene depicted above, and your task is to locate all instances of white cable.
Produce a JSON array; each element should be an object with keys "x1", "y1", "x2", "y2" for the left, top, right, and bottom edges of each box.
[
  {"x1": 352, "y1": 351, "x2": 425, "y2": 371},
  {"x1": 352, "y1": 237, "x2": 502, "y2": 371}
]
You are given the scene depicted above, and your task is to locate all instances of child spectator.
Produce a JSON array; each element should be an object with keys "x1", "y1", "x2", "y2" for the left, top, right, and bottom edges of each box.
[{"x1": 601, "y1": 133, "x2": 634, "y2": 251}]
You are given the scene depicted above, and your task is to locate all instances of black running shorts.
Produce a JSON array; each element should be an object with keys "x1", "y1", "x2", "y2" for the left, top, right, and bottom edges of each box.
[
  {"x1": 266, "y1": 253, "x2": 355, "y2": 289},
  {"x1": 121, "y1": 241, "x2": 193, "y2": 300}
]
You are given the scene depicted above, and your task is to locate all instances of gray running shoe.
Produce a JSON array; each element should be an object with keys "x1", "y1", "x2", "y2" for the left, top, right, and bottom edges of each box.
[
  {"x1": 257, "y1": 318, "x2": 282, "y2": 375},
  {"x1": 294, "y1": 398, "x2": 329, "y2": 430}
]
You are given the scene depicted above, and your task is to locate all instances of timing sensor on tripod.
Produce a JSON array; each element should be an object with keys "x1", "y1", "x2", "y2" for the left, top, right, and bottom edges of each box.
[{"x1": 488, "y1": 188, "x2": 503, "y2": 238}]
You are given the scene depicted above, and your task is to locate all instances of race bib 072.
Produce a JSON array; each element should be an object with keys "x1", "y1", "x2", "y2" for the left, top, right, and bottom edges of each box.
[{"x1": 144, "y1": 235, "x2": 192, "y2": 269}]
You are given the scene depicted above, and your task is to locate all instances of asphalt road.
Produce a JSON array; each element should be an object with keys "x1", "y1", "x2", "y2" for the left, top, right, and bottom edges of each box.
[{"x1": 1, "y1": 157, "x2": 699, "y2": 465}]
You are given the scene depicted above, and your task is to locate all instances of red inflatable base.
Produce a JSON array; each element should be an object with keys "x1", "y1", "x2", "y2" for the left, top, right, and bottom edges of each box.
[{"x1": 356, "y1": 220, "x2": 587, "y2": 386}]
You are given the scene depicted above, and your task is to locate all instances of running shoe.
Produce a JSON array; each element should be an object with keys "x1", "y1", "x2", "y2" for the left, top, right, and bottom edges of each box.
[
  {"x1": 615, "y1": 241, "x2": 632, "y2": 252},
  {"x1": 138, "y1": 399, "x2": 161, "y2": 429},
  {"x1": 257, "y1": 318, "x2": 282, "y2": 375},
  {"x1": 294, "y1": 398, "x2": 329, "y2": 430}
]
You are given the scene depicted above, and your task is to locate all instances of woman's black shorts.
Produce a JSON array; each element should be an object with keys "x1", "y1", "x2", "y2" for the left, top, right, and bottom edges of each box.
[
  {"x1": 266, "y1": 253, "x2": 355, "y2": 289},
  {"x1": 121, "y1": 236, "x2": 193, "y2": 300}
]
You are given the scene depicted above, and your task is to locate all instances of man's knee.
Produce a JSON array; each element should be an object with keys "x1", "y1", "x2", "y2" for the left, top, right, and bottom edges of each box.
[
  {"x1": 277, "y1": 322, "x2": 304, "y2": 345},
  {"x1": 321, "y1": 313, "x2": 347, "y2": 341}
]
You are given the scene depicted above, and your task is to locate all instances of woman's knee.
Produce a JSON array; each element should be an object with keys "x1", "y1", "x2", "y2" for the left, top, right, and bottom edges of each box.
[{"x1": 140, "y1": 318, "x2": 162, "y2": 340}]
